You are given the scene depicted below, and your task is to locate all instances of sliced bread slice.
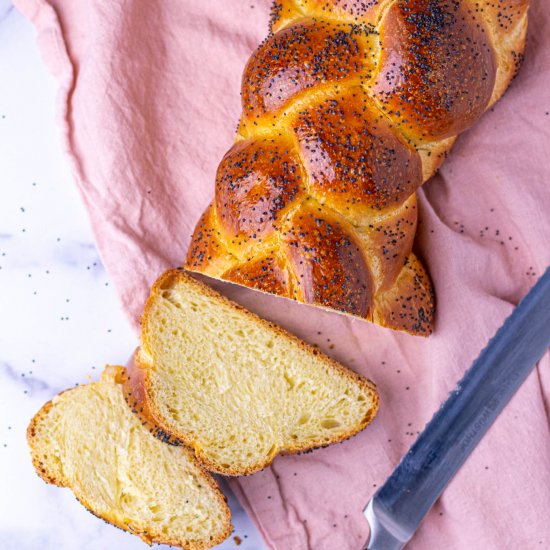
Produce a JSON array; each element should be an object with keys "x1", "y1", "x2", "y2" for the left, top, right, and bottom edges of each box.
[
  {"x1": 125, "y1": 269, "x2": 379, "y2": 475},
  {"x1": 27, "y1": 366, "x2": 232, "y2": 550}
]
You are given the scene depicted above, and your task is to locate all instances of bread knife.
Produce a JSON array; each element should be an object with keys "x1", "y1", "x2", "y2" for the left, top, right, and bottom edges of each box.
[{"x1": 363, "y1": 267, "x2": 550, "y2": 550}]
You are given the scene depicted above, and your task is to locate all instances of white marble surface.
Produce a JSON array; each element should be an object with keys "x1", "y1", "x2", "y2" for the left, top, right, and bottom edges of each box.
[{"x1": 0, "y1": 2, "x2": 265, "y2": 548}]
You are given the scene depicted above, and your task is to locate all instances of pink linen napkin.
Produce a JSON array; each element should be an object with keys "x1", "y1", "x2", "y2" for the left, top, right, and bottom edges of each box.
[{"x1": 15, "y1": 0, "x2": 550, "y2": 548}]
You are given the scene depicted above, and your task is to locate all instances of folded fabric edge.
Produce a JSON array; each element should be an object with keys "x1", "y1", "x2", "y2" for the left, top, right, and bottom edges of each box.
[
  {"x1": 12, "y1": 0, "x2": 143, "y2": 335},
  {"x1": 228, "y1": 471, "x2": 313, "y2": 549},
  {"x1": 227, "y1": 478, "x2": 277, "y2": 549}
]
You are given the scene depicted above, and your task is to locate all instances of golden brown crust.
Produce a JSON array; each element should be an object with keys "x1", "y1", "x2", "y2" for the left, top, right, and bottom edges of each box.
[
  {"x1": 186, "y1": 203, "x2": 237, "y2": 276},
  {"x1": 417, "y1": 135, "x2": 457, "y2": 181},
  {"x1": 185, "y1": 0, "x2": 529, "y2": 335},
  {"x1": 74, "y1": 482, "x2": 231, "y2": 550},
  {"x1": 27, "y1": 366, "x2": 233, "y2": 550},
  {"x1": 373, "y1": 253, "x2": 435, "y2": 336},
  {"x1": 215, "y1": 137, "x2": 305, "y2": 257},
  {"x1": 474, "y1": 0, "x2": 529, "y2": 36},
  {"x1": 373, "y1": 0, "x2": 497, "y2": 141},
  {"x1": 475, "y1": 0, "x2": 529, "y2": 105},
  {"x1": 136, "y1": 269, "x2": 379, "y2": 476},
  {"x1": 27, "y1": 400, "x2": 63, "y2": 486},
  {"x1": 293, "y1": 90, "x2": 423, "y2": 217},
  {"x1": 222, "y1": 252, "x2": 292, "y2": 297},
  {"x1": 242, "y1": 18, "x2": 376, "y2": 119},
  {"x1": 282, "y1": 201, "x2": 374, "y2": 317},
  {"x1": 356, "y1": 193, "x2": 418, "y2": 292},
  {"x1": 270, "y1": 0, "x2": 390, "y2": 31}
]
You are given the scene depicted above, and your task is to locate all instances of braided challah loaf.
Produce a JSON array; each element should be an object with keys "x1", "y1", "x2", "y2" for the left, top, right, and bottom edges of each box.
[{"x1": 185, "y1": 0, "x2": 529, "y2": 336}]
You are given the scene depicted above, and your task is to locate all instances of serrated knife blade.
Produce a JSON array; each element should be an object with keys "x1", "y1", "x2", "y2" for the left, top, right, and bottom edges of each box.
[{"x1": 363, "y1": 267, "x2": 550, "y2": 550}]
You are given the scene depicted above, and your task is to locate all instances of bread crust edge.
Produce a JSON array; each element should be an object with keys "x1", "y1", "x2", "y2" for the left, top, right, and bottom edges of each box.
[
  {"x1": 27, "y1": 366, "x2": 233, "y2": 550},
  {"x1": 130, "y1": 268, "x2": 380, "y2": 476}
]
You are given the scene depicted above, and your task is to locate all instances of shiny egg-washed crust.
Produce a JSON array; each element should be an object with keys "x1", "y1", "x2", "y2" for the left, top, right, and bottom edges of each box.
[
  {"x1": 185, "y1": 0, "x2": 529, "y2": 336},
  {"x1": 124, "y1": 269, "x2": 380, "y2": 476},
  {"x1": 27, "y1": 366, "x2": 232, "y2": 550}
]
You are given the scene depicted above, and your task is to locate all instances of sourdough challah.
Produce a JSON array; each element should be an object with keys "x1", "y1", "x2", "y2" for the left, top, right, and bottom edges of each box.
[{"x1": 185, "y1": 0, "x2": 529, "y2": 335}]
